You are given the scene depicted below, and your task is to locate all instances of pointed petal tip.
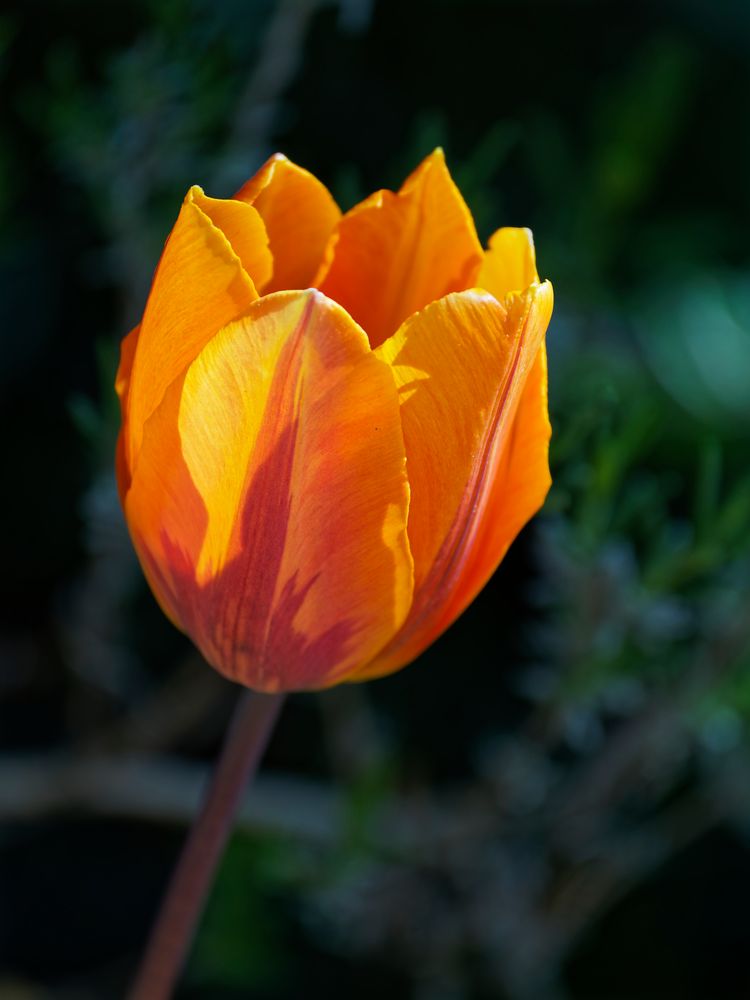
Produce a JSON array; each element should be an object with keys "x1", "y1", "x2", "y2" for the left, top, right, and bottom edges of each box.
[
  {"x1": 296, "y1": 286, "x2": 331, "y2": 308},
  {"x1": 480, "y1": 228, "x2": 545, "y2": 300},
  {"x1": 536, "y1": 278, "x2": 554, "y2": 303}
]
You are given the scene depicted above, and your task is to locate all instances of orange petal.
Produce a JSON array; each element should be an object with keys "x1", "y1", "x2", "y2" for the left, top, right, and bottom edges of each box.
[
  {"x1": 442, "y1": 342, "x2": 551, "y2": 624},
  {"x1": 478, "y1": 227, "x2": 539, "y2": 297},
  {"x1": 125, "y1": 290, "x2": 413, "y2": 692},
  {"x1": 125, "y1": 188, "x2": 266, "y2": 473},
  {"x1": 464, "y1": 229, "x2": 549, "y2": 607},
  {"x1": 123, "y1": 367, "x2": 208, "y2": 633},
  {"x1": 316, "y1": 149, "x2": 483, "y2": 348},
  {"x1": 235, "y1": 154, "x2": 341, "y2": 292},
  {"x1": 354, "y1": 281, "x2": 553, "y2": 680},
  {"x1": 114, "y1": 323, "x2": 140, "y2": 496}
]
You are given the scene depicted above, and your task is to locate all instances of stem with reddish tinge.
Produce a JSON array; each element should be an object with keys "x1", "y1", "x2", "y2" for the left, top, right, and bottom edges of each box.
[{"x1": 128, "y1": 689, "x2": 285, "y2": 1000}]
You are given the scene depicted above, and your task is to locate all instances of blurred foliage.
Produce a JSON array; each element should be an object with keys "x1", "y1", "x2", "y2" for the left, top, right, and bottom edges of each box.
[
  {"x1": 636, "y1": 272, "x2": 750, "y2": 431},
  {"x1": 2, "y1": 0, "x2": 750, "y2": 998}
]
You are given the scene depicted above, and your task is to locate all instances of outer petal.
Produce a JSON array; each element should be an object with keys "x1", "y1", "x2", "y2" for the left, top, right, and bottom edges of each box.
[
  {"x1": 316, "y1": 149, "x2": 484, "y2": 349},
  {"x1": 443, "y1": 346, "x2": 551, "y2": 622},
  {"x1": 235, "y1": 154, "x2": 341, "y2": 293},
  {"x1": 463, "y1": 225, "x2": 551, "y2": 616},
  {"x1": 124, "y1": 290, "x2": 413, "y2": 692},
  {"x1": 353, "y1": 281, "x2": 553, "y2": 680},
  {"x1": 125, "y1": 187, "x2": 270, "y2": 478}
]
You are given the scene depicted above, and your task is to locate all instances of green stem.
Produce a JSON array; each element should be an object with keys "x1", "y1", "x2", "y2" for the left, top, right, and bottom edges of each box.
[{"x1": 127, "y1": 688, "x2": 285, "y2": 1000}]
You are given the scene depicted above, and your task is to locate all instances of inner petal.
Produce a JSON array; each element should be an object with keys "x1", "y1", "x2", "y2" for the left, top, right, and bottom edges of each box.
[
  {"x1": 235, "y1": 154, "x2": 341, "y2": 293},
  {"x1": 315, "y1": 149, "x2": 483, "y2": 349}
]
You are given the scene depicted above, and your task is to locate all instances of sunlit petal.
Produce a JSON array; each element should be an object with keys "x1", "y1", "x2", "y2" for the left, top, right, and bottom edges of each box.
[
  {"x1": 478, "y1": 226, "x2": 539, "y2": 297},
  {"x1": 125, "y1": 190, "x2": 266, "y2": 473},
  {"x1": 355, "y1": 281, "x2": 553, "y2": 679},
  {"x1": 125, "y1": 290, "x2": 413, "y2": 691}
]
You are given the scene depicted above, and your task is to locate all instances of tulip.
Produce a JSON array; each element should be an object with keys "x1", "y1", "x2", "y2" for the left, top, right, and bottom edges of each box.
[{"x1": 116, "y1": 150, "x2": 553, "y2": 692}]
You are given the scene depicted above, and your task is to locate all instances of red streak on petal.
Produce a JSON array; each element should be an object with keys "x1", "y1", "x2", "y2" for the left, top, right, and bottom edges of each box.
[{"x1": 137, "y1": 295, "x2": 357, "y2": 691}]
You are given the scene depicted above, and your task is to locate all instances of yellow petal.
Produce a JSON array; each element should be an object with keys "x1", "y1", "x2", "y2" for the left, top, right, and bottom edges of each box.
[
  {"x1": 316, "y1": 149, "x2": 483, "y2": 348},
  {"x1": 235, "y1": 154, "x2": 341, "y2": 292},
  {"x1": 125, "y1": 189, "x2": 264, "y2": 473},
  {"x1": 189, "y1": 187, "x2": 273, "y2": 291},
  {"x1": 125, "y1": 290, "x2": 413, "y2": 692},
  {"x1": 478, "y1": 227, "x2": 539, "y2": 298},
  {"x1": 354, "y1": 281, "x2": 553, "y2": 680}
]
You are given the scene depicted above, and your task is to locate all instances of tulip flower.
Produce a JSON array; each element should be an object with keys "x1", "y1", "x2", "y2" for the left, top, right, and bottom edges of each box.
[{"x1": 116, "y1": 150, "x2": 553, "y2": 693}]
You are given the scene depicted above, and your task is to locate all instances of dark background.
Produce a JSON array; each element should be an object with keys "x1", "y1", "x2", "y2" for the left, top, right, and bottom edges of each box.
[{"x1": 2, "y1": 0, "x2": 750, "y2": 997}]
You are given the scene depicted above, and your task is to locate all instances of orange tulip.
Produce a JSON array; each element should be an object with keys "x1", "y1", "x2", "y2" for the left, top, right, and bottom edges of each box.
[{"x1": 116, "y1": 150, "x2": 553, "y2": 692}]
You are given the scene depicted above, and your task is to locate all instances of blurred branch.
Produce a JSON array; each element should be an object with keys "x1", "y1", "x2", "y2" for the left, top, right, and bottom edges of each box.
[
  {"x1": 0, "y1": 754, "x2": 343, "y2": 846},
  {"x1": 2, "y1": 722, "x2": 749, "y2": 1000}
]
